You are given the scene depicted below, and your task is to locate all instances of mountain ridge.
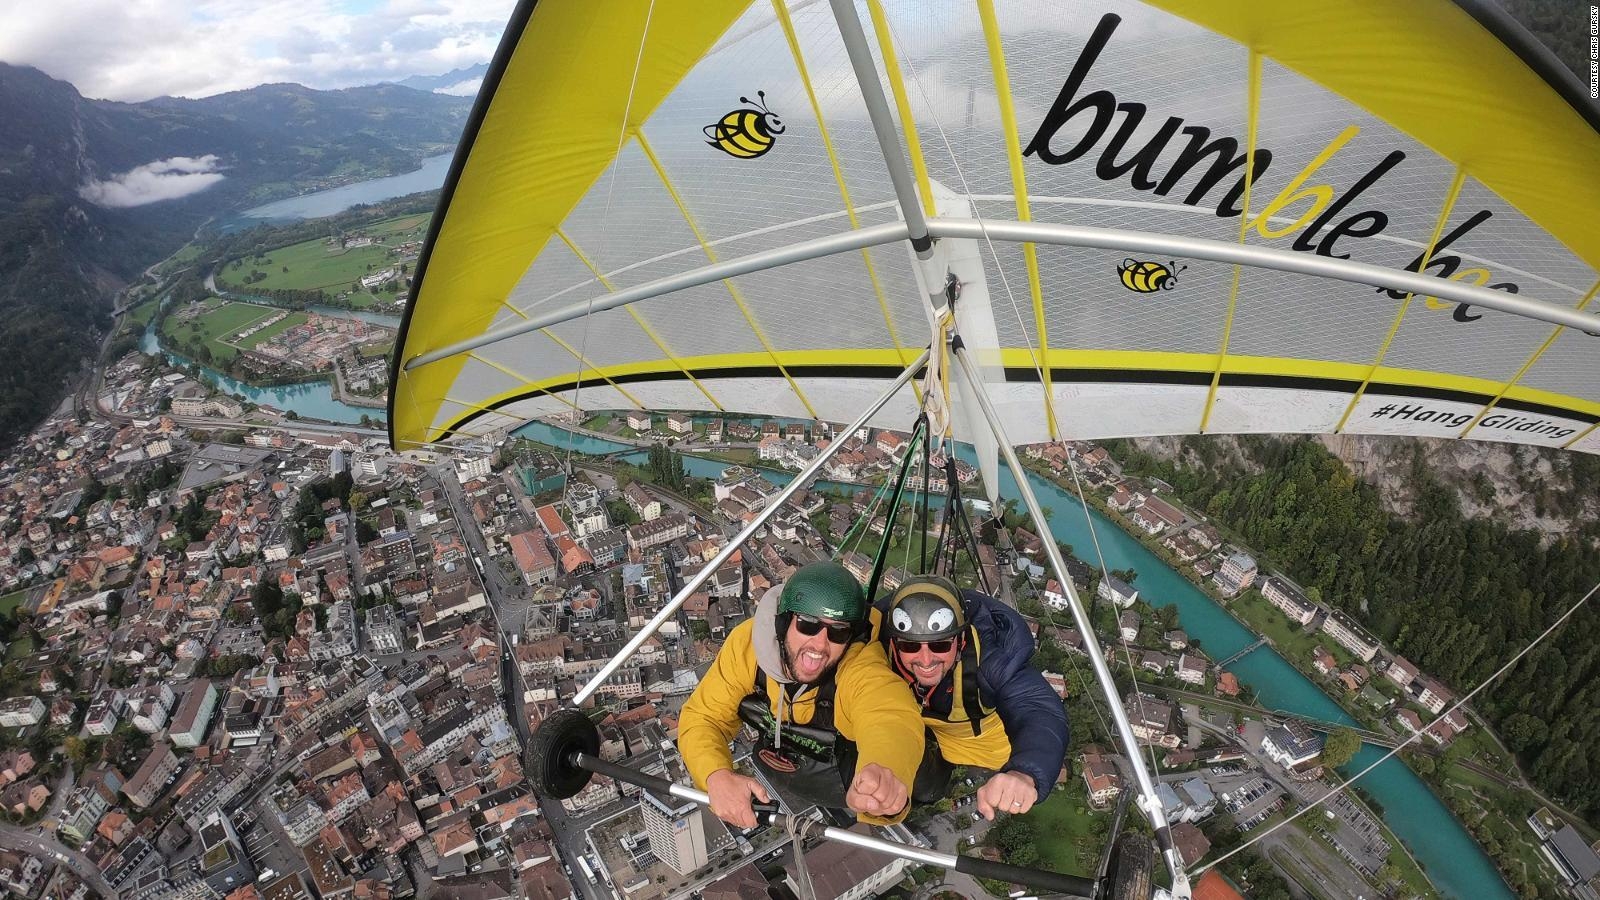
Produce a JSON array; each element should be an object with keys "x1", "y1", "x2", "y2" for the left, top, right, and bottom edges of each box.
[{"x1": 0, "y1": 62, "x2": 471, "y2": 448}]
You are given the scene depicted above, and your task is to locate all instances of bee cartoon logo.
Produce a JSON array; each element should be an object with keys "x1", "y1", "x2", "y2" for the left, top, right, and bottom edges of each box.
[
  {"x1": 704, "y1": 91, "x2": 784, "y2": 159},
  {"x1": 1117, "y1": 258, "x2": 1186, "y2": 293}
]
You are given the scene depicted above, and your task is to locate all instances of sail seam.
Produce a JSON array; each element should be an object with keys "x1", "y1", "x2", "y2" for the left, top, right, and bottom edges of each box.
[
  {"x1": 556, "y1": 228, "x2": 727, "y2": 412},
  {"x1": 466, "y1": 353, "x2": 580, "y2": 410},
  {"x1": 539, "y1": 327, "x2": 647, "y2": 410},
  {"x1": 977, "y1": 0, "x2": 1057, "y2": 440},
  {"x1": 634, "y1": 131, "x2": 819, "y2": 420},
  {"x1": 495, "y1": 298, "x2": 648, "y2": 411},
  {"x1": 1333, "y1": 166, "x2": 1469, "y2": 433},
  {"x1": 770, "y1": 0, "x2": 916, "y2": 391},
  {"x1": 1199, "y1": 50, "x2": 1262, "y2": 434},
  {"x1": 1460, "y1": 277, "x2": 1599, "y2": 439}
]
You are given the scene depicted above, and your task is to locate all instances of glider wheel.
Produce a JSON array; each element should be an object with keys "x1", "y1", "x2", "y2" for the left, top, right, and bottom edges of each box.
[
  {"x1": 1103, "y1": 832, "x2": 1153, "y2": 900},
  {"x1": 527, "y1": 707, "x2": 601, "y2": 799}
]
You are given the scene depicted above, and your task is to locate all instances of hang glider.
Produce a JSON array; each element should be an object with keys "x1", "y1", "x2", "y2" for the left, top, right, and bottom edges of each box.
[{"x1": 389, "y1": 2, "x2": 1600, "y2": 897}]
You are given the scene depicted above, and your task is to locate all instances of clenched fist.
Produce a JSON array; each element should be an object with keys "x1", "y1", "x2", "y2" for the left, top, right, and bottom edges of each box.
[
  {"x1": 975, "y1": 770, "x2": 1037, "y2": 821},
  {"x1": 845, "y1": 763, "x2": 909, "y2": 819}
]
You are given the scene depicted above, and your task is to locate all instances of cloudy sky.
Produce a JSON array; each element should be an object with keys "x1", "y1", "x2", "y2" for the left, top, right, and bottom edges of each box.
[{"x1": 0, "y1": 0, "x2": 517, "y2": 102}]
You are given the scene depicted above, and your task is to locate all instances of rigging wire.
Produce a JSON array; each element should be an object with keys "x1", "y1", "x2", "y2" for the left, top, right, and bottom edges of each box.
[
  {"x1": 1198, "y1": 576, "x2": 1600, "y2": 876},
  {"x1": 560, "y1": 0, "x2": 657, "y2": 486}
]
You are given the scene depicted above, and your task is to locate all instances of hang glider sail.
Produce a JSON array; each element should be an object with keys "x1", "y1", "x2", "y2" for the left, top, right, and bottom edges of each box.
[{"x1": 389, "y1": 0, "x2": 1600, "y2": 455}]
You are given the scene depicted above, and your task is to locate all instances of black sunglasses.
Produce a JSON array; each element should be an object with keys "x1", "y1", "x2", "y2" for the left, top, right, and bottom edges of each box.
[
  {"x1": 894, "y1": 638, "x2": 955, "y2": 655},
  {"x1": 792, "y1": 614, "x2": 857, "y2": 645}
]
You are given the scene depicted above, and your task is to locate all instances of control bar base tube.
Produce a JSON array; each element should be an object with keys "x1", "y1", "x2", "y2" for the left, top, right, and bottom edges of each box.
[
  {"x1": 950, "y1": 344, "x2": 1192, "y2": 899},
  {"x1": 570, "y1": 752, "x2": 1094, "y2": 897},
  {"x1": 571, "y1": 347, "x2": 932, "y2": 707}
]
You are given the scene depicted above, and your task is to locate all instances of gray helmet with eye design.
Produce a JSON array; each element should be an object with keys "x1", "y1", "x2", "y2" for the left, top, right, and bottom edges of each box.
[{"x1": 886, "y1": 575, "x2": 966, "y2": 642}]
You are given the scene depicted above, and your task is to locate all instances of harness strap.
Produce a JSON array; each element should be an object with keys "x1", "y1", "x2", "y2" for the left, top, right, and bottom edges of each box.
[{"x1": 959, "y1": 629, "x2": 985, "y2": 736}]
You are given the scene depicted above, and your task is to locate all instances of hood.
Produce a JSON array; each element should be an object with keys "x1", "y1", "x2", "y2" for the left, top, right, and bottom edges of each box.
[{"x1": 751, "y1": 583, "x2": 792, "y2": 684}]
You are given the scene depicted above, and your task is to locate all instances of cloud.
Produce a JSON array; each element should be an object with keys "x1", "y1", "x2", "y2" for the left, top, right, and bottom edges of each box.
[
  {"x1": 78, "y1": 156, "x2": 226, "y2": 208},
  {"x1": 434, "y1": 77, "x2": 482, "y2": 96},
  {"x1": 0, "y1": 0, "x2": 516, "y2": 102}
]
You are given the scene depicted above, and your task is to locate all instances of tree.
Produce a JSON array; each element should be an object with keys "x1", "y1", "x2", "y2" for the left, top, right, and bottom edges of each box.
[
  {"x1": 64, "y1": 736, "x2": 89, "y2": 768},
  {"x1": 1501, "y1": 712, "x2": 1548, "y2": 753},
  {"x1": 1321, "y1": 727, "x2": 1361, "y2": 769}
]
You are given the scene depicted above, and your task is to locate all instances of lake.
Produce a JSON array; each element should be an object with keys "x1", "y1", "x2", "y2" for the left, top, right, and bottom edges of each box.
[{"x1": 231, "y1": 152, "x2": 454, "y2": 224}]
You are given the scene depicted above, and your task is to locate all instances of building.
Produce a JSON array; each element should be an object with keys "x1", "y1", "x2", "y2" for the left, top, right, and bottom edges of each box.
[
  {"x1": 534, "y1": 504, "x2": 568, "y2": 541},
  {"x1": 169, "y1": 680, "x2": 219, "y2": 749},
  {"x1": 641, "y1": 778, "x2": 711, "y2": 874},
  {"x1": 1176, "y1": 653, "x2": 1207, "y2": 684},
  {"x1": 455, "y1": 454, "x2": 491, "y2": 482},
  {"x1": 1213, "y1": 551, "x2": 1257, "y2": 597},
  {"x1": 626, "y1": 512, "x2": 689, "y2": 551},
  {"x1": 1124, "y1": 693, "x2": 1175, "y2": 747},
  {"x1": 1260, "y1": 576, "x2": 1318, "y2": 625},
  {"x1": 1081, "y1": 755, "x2": 1122, "y2": 808},
  {"x1": 123, "y1": 743, "x2": 180, "y2": 809},
  {"x1": 1130, "y1": 495, "x2": 1186, "y2": 534},
  {"x1": 364, "y1": 605, "x2": 407, "y2": 655},
  {"x1": 624, "y1": 482, "x2": 662, "y2": 521},
  {"x1": 1118, "y1": 610, "x2": 1140, "y2": 643},
  {"x1": 507, "y1": 531, "x2": 557, "y2": 585},
  {"x1": 0, "y1": 696, "x2": 44, "y2": 728},
  {"x1": 1414, "y1": 678, "x2": 1453, "y2": 715},
  {"x1": 1543, "y1": 824, "x2": 1600, "y2": 889},
  {"x1": 1262, "y1": 722, "x2": 1324, "y2": 770},
  {"x1": 626, "y1": 411, "x2": 652, "y2": 431},
  {"x1": 1097, "y1": 574, "x2": 1139, "y2": 609},
  {"x1": 665, "y1": 412, "x2": 693, "y2": 434},
  {"x1": 1321, "y1": 608, "x2": 1381, "y2": 662},
  {"x1": 1384, "y1": 654, "x2": 1420, "y2": 689},
  {"x1": 1157, "y1": 777, "x2": 1217, "y2": 824}
]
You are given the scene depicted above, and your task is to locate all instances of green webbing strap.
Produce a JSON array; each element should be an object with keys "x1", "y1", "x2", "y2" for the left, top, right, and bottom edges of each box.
[{"x1": 865, "y1": 415, "x2": 927, "y2": 603}]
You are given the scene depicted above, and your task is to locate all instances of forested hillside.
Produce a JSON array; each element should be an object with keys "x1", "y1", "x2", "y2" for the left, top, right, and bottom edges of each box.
[{"x1": 1109, "y1": 435, "x2": 1600, "y2": 823}]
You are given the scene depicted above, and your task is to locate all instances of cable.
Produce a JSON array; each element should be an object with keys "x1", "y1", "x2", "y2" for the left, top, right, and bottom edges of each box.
[{"x1": 560, "y1": 0, "x2": 657, "y2": 485}]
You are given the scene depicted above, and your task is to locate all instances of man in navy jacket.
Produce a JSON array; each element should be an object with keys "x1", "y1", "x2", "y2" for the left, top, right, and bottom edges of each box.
[{"x1": 876, "y1": 574, "x2": 1069, "y2": 819}]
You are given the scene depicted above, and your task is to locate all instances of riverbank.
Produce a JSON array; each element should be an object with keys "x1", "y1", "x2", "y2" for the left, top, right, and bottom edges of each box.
[{"x1": 1015, "y1": 456, "x2": 1553, "y2": 898}]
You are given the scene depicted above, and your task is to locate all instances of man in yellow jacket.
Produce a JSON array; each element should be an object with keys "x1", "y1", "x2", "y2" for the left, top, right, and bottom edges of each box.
[{"x1": 679, "y1": 562, "x2": 924, "y2": 829}]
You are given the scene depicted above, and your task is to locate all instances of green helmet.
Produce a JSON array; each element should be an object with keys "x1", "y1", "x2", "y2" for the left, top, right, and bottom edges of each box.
[{"x1": 779, "y1": 562, "x2": 866, "y2": 623}]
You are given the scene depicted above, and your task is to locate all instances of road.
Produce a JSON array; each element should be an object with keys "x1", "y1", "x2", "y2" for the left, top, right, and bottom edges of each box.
[
  {"x1": 0, "y1": 821, "x2": 119, "y2": 898},
  {"x1": 433, "y1": 463, "x2": 613, "y2": 900}
]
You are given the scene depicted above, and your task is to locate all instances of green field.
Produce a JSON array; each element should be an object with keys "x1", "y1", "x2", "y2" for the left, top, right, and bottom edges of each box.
[
  {"x1": 0, "y1": 589, "x2": 27, "y2": 617},
  {"x1": 1024, "y1": 782, "x2": 1107, "y2": 877},
  {"x1": 160, "y1": 300, "x2": 308, "y2": 364},
  {"x1": 217, "y1": 214, "x2": 427, "y2": 297},
  {"x1": 125, "y1": 298, "x2": 162, "y2": 329},
  {"x1": 152, "y1": 241, "x2": 204, "y2": 275}
]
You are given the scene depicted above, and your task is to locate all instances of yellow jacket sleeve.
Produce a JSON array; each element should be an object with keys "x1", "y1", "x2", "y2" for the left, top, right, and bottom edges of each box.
[
  {"x1": 834, "y1": 639, "x2": 926, "y2": 824},
  {"x1": 678, "y1": 619, "x2": 757, "y2": 790}
]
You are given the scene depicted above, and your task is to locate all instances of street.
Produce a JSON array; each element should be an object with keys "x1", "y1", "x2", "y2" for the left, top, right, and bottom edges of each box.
[
  {"x1": 433, "y1": 463, "x2": 614, "y2": 900},
  {"x1": 0, "y1": 821, "x2": 119, "y2": 898}
]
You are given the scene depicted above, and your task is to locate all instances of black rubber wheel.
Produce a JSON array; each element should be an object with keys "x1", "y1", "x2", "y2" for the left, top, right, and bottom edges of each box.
[
  {"x1": 527, "y1": 707, "x2": 601, "y2": 799},
  {"x1": 1103, "y1": 832, "x2": 1153, "y2": 900}
]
